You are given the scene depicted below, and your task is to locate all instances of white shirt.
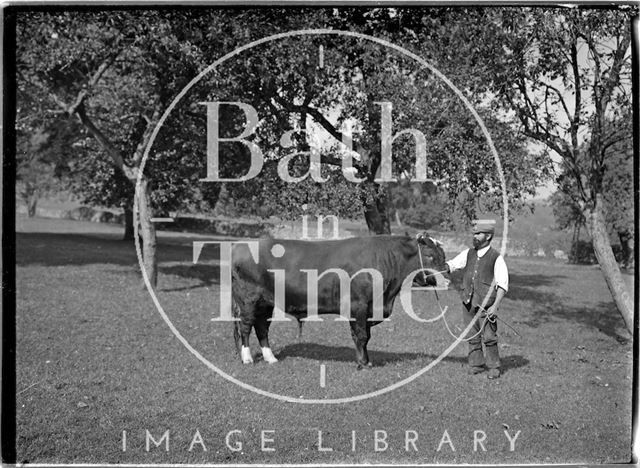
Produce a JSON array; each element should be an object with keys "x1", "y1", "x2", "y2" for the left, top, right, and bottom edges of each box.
[{"x1": 446, "y1": 245, "x2": 509, "y2": 292}]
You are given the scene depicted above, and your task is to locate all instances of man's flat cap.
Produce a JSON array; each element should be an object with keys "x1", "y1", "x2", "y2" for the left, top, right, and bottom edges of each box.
[{"x1": 472, "y1": 219, "x2": 496, "y2": 234}]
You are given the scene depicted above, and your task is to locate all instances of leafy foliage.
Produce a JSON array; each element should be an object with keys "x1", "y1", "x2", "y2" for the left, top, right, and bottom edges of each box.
[
  {"x1": 549, "y1": 112, "x2": 633, "y2": 265},
  {"x1": 16, "y1": 7, "x2": 556, "y2": 229},
  {"x1": 456, "y1": 6, "x2": 635, "y2": 327},
  {"x1": 550, "y1": 190, "x2": 584, "y2": 231},
  {"x1": 16, "y1": 10, "x2": 221, "y2": 214}
]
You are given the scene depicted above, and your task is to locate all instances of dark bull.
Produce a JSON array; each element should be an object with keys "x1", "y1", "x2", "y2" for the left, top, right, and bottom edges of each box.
[{"x1": 230, "y1": 233, "x2": 446, "y2": 369}]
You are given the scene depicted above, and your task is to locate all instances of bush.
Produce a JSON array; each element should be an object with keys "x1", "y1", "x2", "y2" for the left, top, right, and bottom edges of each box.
[
  {"x1": 569, "y1": 240, "x2": 597, "y2": 264},
  {"x1": 65, "y1": 206, "x2": 96, "y2": 221},
  {"x1": 568, "y1": 240, "x2": 631, "y2": 266},
  {"x1": 399, "y1": 205, "x2": 445, "y2": 230}
]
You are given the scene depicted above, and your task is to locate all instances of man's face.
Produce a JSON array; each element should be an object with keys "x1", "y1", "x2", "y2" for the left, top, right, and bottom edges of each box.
[{"x1": 472, "y1": 232, "x2": 491, "y2": 250}]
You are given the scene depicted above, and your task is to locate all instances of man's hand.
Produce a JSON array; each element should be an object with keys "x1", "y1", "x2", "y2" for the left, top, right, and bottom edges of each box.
[
  {"x1": 486, "y1": 287, "x2": 506, "y2": 321},
  {"x1": 485, "y1": 304, "x2": 498, "y2": 321}
]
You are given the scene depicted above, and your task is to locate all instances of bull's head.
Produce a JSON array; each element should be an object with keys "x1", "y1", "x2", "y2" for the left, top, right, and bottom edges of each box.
[{"x1": 414, "y1": 231, "x2": 447, "y2": 288}]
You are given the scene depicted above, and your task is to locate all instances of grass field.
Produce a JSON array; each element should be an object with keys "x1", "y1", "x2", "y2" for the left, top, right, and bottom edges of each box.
[{"x1": 15, "y1": 216, "x2": 634, "y2": 464}]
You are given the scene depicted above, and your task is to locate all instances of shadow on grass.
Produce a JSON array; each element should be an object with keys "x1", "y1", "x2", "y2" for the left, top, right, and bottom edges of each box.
[
  {"x1": 510, "y1": 272, "x2": 567, "y2": 287},
  {"x1": 500, "y1": 354, "x2": 530, "y2": 374},
  {"x1": 159, "y1": 264, "x2": 220, "y2": 291},
  {"x1": 277, "y1": 342, "x2": 529, "y2": 372},
  {"x1": 499, "y1": 271, "x2": 629, "y2": 341},
  {"x1": 278, "y1": 343, "x2": 427, "y2": 366},
  {"x1": 521, "y1": 300, "x2": 629, "y2": 342},
  {"x1": 18, "y1": 231, "x2": 221, "y2": 290},
  {"x1": 18, "y1": 232, "x2": 222, "y2": 266},
  {"x1": 445, "y1": 271, "x2": 567, "y2": 303},
  {"x1": 506, "y1": 272, "x2": 567, "y2": 303},
  {"x1": 18, "y1": 231, "x2": 628, "y2": 341},
  {"x1": 18, "y1": 232, "x2": 209, "y2": 265},
  {"x1": 17, "y1": 232, "x2": 139, "y2": 266},
  {"x1": 448, "y1": 269, "x2": 626, "y2": 340}
]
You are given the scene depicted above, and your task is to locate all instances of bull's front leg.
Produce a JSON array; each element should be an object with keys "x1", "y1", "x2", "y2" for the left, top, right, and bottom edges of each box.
[
  {"x1": 349, "y1": 319, "x2": 372, "y2": 370},
  {"x1": 255, "y1": 314, "x2": 278, "y2": 364}
]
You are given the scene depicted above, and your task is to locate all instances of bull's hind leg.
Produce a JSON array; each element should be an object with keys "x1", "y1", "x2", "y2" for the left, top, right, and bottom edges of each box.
[
  {"x1": 232, "y1": 298, "x2": 243, "y2": 357},
  {"x1": 349, "y1": 318, "x2": 372, "y2": 370},
  {"x1": 233, "y1": 321, "x2": 241, "y2": 356},
  {"x1": 254, "y1": 310, "x2": 278, "y2": 364},
  {"x1": 238, "y1": 319, "x2": 254, "y2": 364},
  {"x1": 232, "y1": 295, "x2": 255, "y2": 364},
  {"x1": 362, "y1": 322, "x2": 373, "y2": 367}
]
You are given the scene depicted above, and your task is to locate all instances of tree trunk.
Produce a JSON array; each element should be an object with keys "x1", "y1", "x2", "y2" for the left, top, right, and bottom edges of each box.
[
  {"x1": 363, "y1": 188, "x2": 391, "y2": 235},
  {"x1": 586, "y1": 196, "x2": 633, "y2": 334},
  {"x1": 74, "y1": 103, "x2": 158, "y2": 288},
  {"x1": 395, "y1": 210, "x2": 403, "y2": 228},
  {"x1": 26, "y1": 189, "x2": 38, "y2": 218},
  {"x1": 570, "y1": 222, "x2": 581, "y2": 264},
  {"x1": 136, "y1": 178, "x2": 157, "y2": 289},
  {"x1": 123, "y1": 205, "x2": 135, "y2": 241},
  {"x1": 364, "y1": 203, "x2": 391, "y2": 234}
]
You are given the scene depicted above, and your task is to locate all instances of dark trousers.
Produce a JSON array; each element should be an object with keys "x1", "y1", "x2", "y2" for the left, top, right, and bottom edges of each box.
[{"x1": 462, "y1": 302, "x2": 500, "y2": 369}]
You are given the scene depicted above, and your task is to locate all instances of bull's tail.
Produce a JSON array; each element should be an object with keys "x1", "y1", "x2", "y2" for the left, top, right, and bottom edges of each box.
[{"x1": 231, "y1": 296, "x2": 242, "y2": 356}]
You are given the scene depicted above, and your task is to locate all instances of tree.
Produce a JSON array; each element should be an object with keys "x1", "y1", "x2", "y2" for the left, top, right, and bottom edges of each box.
[
  {"x1": 189, "y1": 7, "x2": 548, "y2": 232},
  {"x1": 549, "y1": 190, "x2": 585, "y2": 262},
  {"x1": 62, "y1": 136, "x2": 136, "y2": 238},
  {"x1": 602, "y1": 123, "x2": 634, "y2": 268},
  {"x1": 16, "y1": 110, "x2": 86, "y2": 217},
  {"x1": 550, "y1": 113, "x2": 634, "y2": 267},
  {"x1": 15, "y1": 7, "x2": 553, "y2": 287},
  {"x1": 15, "y1": 10, "x2": 225, "y2": 287},
  {"x1": 473, "y1": 7, "x2": 635, "y2": 332},
  {"x1": 16, "y1": 126, "x2": 56, "y2": 217}
]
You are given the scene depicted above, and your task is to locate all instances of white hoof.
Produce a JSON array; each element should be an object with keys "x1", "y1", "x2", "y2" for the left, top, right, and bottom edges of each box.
[
  {"x1": 261, "y1": 347, "x2": 278, "y2": 364},
  {"x1": 241, "y1": 346, "x2": 253, "y2": 364}
]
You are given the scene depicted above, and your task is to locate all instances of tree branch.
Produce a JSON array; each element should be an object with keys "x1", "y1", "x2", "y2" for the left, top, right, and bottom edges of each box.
[
  {"x1": 67, "y1": 49, "x2": 122, "y2": 115},
  {"x1": 542, "y1": 82, "x2": 572, "y2": 128},
  {"x1": 562, "y1": 147, "x2": 589, "y2": 204},
  {"x1": 505, "y1": 82, "x2": 589, "y2": 203},
  {"x1": 570, "y1": 36, "x2": 582, "y2": 148},
  {"x1": 274, "y1": 97, "x2": 353, "y2": 149},
  {"x1": 511, "y1": 86, "x2": 568, "y2": 157},
  {"x1": 319, "y1": 153, "x2": 349, "y2": 168},
  {"x1": 75, "y1": 102, "x2": 136, "y2": 180},
  {"x1": 601, "y1": 34, "x2": 631, "y2": 111},
  {"x1": 601, "y1": 129, "x2": 629, "y2": 153},
  {"x1": 582, "y1": 29, "x2": 631, "y2": 199},
  {"x1": 583, "y1": 32, "x2": 602, "y2": 107},
  {"x1": 132, "y1": 104, "x2": 162, "y2": 168},
  {"x1": 517, "y1": 77, "x2": 543, "y2": 134}
]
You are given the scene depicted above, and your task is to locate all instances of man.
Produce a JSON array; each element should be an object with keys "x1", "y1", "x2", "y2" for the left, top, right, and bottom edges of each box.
[{"x1": 445, "y1": 219, "x2": 509, "y2": 379}]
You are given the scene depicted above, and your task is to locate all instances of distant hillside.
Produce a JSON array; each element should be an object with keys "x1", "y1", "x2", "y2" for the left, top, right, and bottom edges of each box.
[
  {"x1": 22, "y1": 195, "x2": 575, "y2": 258},
  {"x1": 468, "y1": 200, "x2": 555, "y2": 235},
  {"x1": 391, "y1": 200, "x2": 572, "y2": 257},
  {"x1": 506, "y1": 201, "x2": 559, "y2": 237},
  {"x1": 477, "y1": 201, "x2": 572, "y2": 257}
]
